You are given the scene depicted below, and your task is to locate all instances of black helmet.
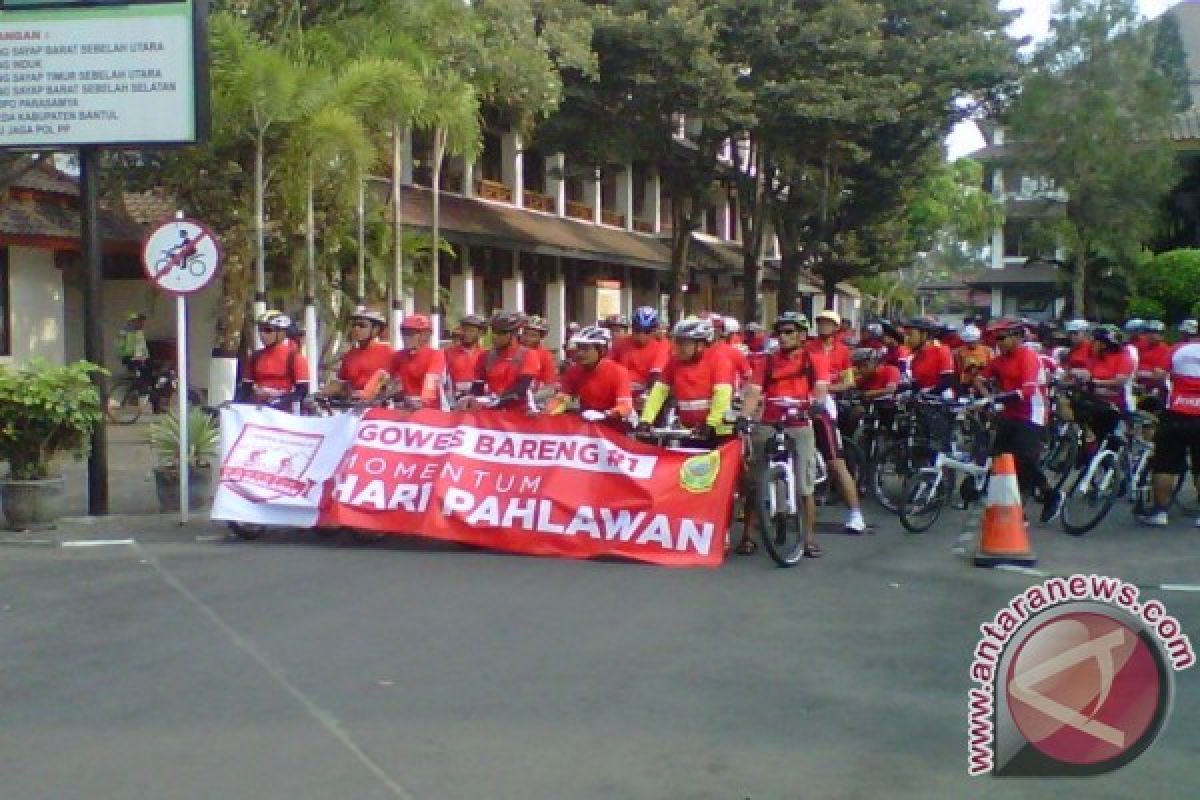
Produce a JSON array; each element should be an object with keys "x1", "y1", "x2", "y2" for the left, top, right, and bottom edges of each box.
[
  {"x1": 489, "y1": 310, "x2": 524, "y2": 333},
  {"x1": 773, "y1": 311, "x2": 809, "y2": 331},
  {"x1": 904, "y1": 316, "x2": 941, "y2": 333}
]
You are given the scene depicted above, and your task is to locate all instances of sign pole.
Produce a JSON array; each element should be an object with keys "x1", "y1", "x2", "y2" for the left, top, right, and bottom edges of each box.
[
  {"x1": 79, "y1": 146, "x2": 108, "y2": 515},
  {"x1": 177, "y1": 293, "x2": 190, "y2": 524}
]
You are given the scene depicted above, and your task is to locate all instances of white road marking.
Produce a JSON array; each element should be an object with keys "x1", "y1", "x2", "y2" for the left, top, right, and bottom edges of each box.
[{"x1": 61, "y1": 539, "x2": 136, "y2": 548}]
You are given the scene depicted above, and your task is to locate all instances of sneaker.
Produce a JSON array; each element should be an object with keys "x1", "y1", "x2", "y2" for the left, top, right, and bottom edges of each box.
[
  {"x1": 1039, "y1": 489, "x2": 1063, "y2": 524},
  {"x1": 1138, "y1": 510, "x2": 1169, "y2": 527},
  {"x1": 844, "y1": 512, "x2": 867, "y2": 534}
]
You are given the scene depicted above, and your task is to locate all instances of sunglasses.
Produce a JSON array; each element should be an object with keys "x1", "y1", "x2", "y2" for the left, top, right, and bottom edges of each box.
[
  {"x1": 351, "y1": 321, "x2": 372, "y2": 328},
  {"x1": 258, "y1": 326, "x2": 278, "y2": 334},
  {"x1": 776, "y1": 328, "x2": 802, "y2": 335}
]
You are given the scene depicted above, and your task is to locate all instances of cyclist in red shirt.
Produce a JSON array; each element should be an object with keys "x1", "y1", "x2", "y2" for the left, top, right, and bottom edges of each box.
[
  {"x1": 613, "y1": 306, "x2": 669, "y2": 410},
  {"x1": 388, "y1": 314, "x2": 446, "y2": 410},
  {"x1": 519, "y1": 315, "x2": 559, "y2": 406},
  {"x1": 239, "y1": 311, "x2": 311, "y2": 409},
  {"x1": 880, "y1": 322, "x2": 912, "y2": 377},
  {"x1": 854, "y1": 348, "x2": 902, "y2": 399},
  {"x1": 325, "y1": 306, "x2": 393, "y2": 400},
  {"x1": 905, "y1": 316, "x2": 956, "y2": 392},
  {"x1": 1136, "y1": 320, "x2": 1172, "y2": 407},
  {"x1": 444, "y1": 313, "x2": 486, "y2": 405},
  {"x1": 464, "y1": 310, "x2": 540, "y2": 411},
  {"x1": 545, "y1": 326, "x2": 633, "y2": 425},
  {"x1": 1061, "y1": 319, "x2": 1093, "y2": 370},
  {"x1": 1139, "y1": 336, "x2": 1200, "y2": 526},
  {"x1": 709, "y1": 317, "x2": 753, "y2": 388},
  {"x1": 809, "y1": 309, "x2": 866, "y2": 532},
  {"x1": 738, "y1": 310, "x2": 831, "y2": 557},
  {"x1": 601, "y1": 313, "x2": 631, "y2": 353},
  {"x1": 639, "y1": 317, "x2": 735, "y2": 443},
  {"x1": 975, "y1": 319, "x2": 1061, "y2": 522}
]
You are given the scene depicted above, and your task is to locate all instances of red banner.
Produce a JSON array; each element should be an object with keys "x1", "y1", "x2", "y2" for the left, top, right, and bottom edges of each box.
[{"x1": 318, "y1": 409, "x2": 741, "y2": 567}]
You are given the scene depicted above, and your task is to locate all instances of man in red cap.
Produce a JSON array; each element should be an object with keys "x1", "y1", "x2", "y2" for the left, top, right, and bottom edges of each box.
[{"x1": 388, "y1": 314, "x2": 446, "y2": 409}]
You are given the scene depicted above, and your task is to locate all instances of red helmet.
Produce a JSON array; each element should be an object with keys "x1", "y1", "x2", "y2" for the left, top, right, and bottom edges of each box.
[
  {"x1": 986, "y1": 318, "x2": 1025, "y2": 337},
  {"x1": 401, "y1": 313, "x2": 432, "y2": 333}
]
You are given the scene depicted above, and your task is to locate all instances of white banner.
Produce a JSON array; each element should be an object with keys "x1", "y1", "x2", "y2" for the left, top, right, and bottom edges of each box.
[{"x1": 211, "y1": 405, "x2": 358, "y2": 528}]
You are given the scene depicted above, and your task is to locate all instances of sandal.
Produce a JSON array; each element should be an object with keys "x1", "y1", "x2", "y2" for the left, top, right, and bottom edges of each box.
[
  {"x1": 803, "y1": 543, "x2": 823, "y2": 559},
  {"x1": 735, "y1": 537, "x2": 758, "y2": 555}
]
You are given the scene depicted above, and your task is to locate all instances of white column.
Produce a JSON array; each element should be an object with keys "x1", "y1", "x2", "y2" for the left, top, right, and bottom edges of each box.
[
  {"x1": 502, "y1": 253, "x2": 525, "y2": 311},
  {"x1": 450, "y1": 245, "x2": 476, "y2": 318},
  {"x1": 990, "y1": 289, "x2": 1003, "y2": 318},
  {"x1": 586, "y1": 169, "x2": 602, "y2": 225},
  {"x1": 716, "y1": 191, "x2": 732, "y2": 240},
  {"x1": 547, "y1": 153, "x2": 566, "y2": 217},
  {"x1": 502, "y1": 130, "x2": 523, "y2": 208},
  {"x1": 399, "y1": 126, "x2": 413, "y2": 185},
  {"x1": 617, "y1": 163, "x2": 635, "y2": 231},
  {"x1": 462, "y1": 159, "x2": 475, "y2": 198},
  {"x1": 645, "y1": 170, "x2": 662, "y2": 234},
  {"x1": 621, "y1": 265, "x2": 633, "y2": 317},
  {"x1": 547, "y1": 257, "x2": 566, "y2": 352}
]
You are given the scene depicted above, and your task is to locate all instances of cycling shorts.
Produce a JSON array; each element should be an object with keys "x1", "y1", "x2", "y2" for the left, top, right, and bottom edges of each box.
[
  {"x1": 813, "y1": 413, "x2": 844, "y2": 462},
  {"x1": 1152, "y1": 411, "x2": 1200, "y2": 475}
]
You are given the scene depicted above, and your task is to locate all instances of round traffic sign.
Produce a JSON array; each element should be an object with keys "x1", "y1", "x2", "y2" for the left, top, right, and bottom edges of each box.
[{"x1": 141, "y1": 218, "x2": 222, "y2": 295}]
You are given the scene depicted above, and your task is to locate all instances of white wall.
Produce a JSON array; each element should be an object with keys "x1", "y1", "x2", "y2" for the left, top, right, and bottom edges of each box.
[{"x1": 3, "y1": 247, "x2": 64, "y2": 366}]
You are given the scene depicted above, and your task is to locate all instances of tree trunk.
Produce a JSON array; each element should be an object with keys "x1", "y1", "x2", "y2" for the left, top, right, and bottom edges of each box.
[
  {"x1": 822, "y1": 273, "x2": 838, "y2": 313},
  {"x1": 304, "y1": 169, "x2": 319, "y2": 379},
  {"x1": 391, "y1": 121, "x2": 405, "y2": 344},
  {"x1": 667, "y1": 198, "x2": 692, "y2": 324},
  {"x1": 777, "y1": 249, "x2": 800, "y2": 314}
]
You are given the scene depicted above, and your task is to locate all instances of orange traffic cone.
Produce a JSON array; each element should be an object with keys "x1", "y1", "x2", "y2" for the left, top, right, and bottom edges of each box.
[{"x1": 973, "y1": 453, "x2": 1037, "y2": 568}]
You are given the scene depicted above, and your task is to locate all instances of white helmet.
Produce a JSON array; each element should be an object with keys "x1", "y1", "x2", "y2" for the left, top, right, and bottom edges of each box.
[
  {"x1": 1064, "y1": 319, "x2": 1090, "y2": 334},
  {"x1": 569, "y1": 325, "x2": 612, "y2": 349},
  {"x1": 1025, "y1": 340, "x2": 1044, "y2": 353},
  {"x1": 258, "y1": 310, "x2": 291, "y2": 331},
  {"x1": 349, "y1": 305, "x2": 387, "y2": 326},
  {"x1": 960, "y1": 324, "x2": 982, "y2": 344},
  {"x1": 672, "y1": 317, "x2": 715, "y2": 342},
  {"x1": 723, "y1": 316, "x2": 741, "y2": 334},
  {"x1": 814, "y1": 309, "x2": 841, "y2": 327}
]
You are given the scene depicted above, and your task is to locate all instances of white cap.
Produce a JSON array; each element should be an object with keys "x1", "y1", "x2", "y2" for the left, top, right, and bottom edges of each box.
[
  {"x1": 723, "y1": 316, "x2": 740, "y2": 334},
  {"x1": 1064, "y1": 319, "x2": 1090, "y2": 333},
  {"x1": 960, "y1": 324, "x2": 981, "y2": 343}
]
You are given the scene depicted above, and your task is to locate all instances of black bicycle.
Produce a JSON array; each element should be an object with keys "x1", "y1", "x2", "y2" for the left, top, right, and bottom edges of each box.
[{"x1": 107, "y1": 364, "x2": 203, "y2": 424}]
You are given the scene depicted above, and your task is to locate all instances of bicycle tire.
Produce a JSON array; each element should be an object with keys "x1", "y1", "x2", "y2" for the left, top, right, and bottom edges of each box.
[
  {"x1": 872, "y1": 440, "x2": 933, "y2": 514},
  {"x1": 1061, "y1": 452, "x2": 1119, "y2": 535},
  {"x1": 1041, "y1": 426, "x2": 1079, "y2": 492},
  {"x1": 757, "y1": 464, "x2": 804, "y2": 567},
  {"x1": 1172, "y1": 472, "x2": 1200, "y2": 516},
  {"x1": 898, "y1": 469, "x2": 947, "y2": 533},
  {"x1": 107, "y1": 381, "x2": 143, "y2": 424}
]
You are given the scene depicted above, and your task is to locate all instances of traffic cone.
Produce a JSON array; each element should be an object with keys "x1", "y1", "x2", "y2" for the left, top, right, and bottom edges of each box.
[{"x1": 973, "y1": 453, "x2": 1037, "y2": 568}]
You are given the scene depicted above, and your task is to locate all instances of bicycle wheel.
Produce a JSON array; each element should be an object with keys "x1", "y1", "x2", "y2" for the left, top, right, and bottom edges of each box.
[
  {"x1": 1132, "y1": 457, "x2": 1156, "y2": 517},
  {"x1": 898, "y1": 469, "x2": 948, "y2": 533},
  {"x1": 1171, "y1": 472, "x2": 1200, "y2": 517},
  {"x1": 1041, "y1": 425, "x2": 1079, "y2": 492},
  {"x1": 757, "y1": 464, "x2": 804, "y2": 567},
  {"x1": 872, "y1": 440, "x2": 933, "y2": 514},
  {"x1": 107, "y1": 381, "x2": 143, "y2": 424},
  {"x1": 1061, "y1": 452, "x2": 1120, "y2": 535}
]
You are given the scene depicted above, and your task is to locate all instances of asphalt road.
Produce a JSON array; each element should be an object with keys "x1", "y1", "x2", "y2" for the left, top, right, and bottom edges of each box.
[{"x1": 2, "y1": 501, "x2": 1199, "y2": 800}]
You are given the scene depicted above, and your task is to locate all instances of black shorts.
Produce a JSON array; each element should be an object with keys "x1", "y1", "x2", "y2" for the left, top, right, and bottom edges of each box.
[
  {"x1": 1153, "y1": 411, "x2": 1200, "y2": 474},
  {"x1": 813, "y1": 413, "x2": 844, "y2": 461}
]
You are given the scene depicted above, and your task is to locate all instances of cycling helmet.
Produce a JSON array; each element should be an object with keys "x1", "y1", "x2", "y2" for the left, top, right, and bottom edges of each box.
[
  {"x1": 1092, "y1": 324, "x2": 1124, "y2": 345},
  {"x1": 672, "y1": 317, "x2": 715, "y2": 342},
  {"x1": 602, "y1": 313, "x2": 630, "y2": 329},
  {"x1": 1124, "y1": 318, "x2": 1145, "y2": 333},
  {"x1": 258, "y1": 310, "x2": 291, "y2": 331},
  {"x1": 865, "y1": 322, "x2": 883, "y2": 337},
  {"x1": 904, "y1": 315, "x2": 941, "y2": 333},
  {"x1": 460, "y1": 313, "x2": 487, "y2": 329},
  {"x1": 400, "y1": 313, "x2": 432, "y2": 333},
  {"x1": 489, "y1": 310, "x2": 524, "y2": 333},
  {"x1": 1180, "y1": 319, "x2": 1199, "y2": 335},
  {"x1": 349, "y1": 306, "x2": 387, "y2": 326},
  {"x1": 814, "y1": 309, "x2": 841, "y2": 327},
  {"x1": 987, "y1": 318, "x2": 1026, "y2": 337},
  {"x1": 631, "y1": 306, "x2": 659, "y2": 333},
  {"x1": 851, "y1": 347, "x2": 879, "y2": 364},
  {"x1": 723, "y1": 317, "x2": 741, "y2": 334},
  {"x1": 960, "y1": 324, "x2": 982, "y2": 344},
  {"x1": 570, "y1": 325, "x2": 612, "y2": 349},
  {"x1": 523, "y1": 315, "x2": 549, "y2": 334},
  {"x1": 773, "y1": 311, "x2": 809, "y2": 331},
  {"x1": 1143, "y1": 319, "x2": 1165, "y2": 333},
  {"x1": 744, "y1": 321, "x2": 763, "y2": 334},
  {"x1": 1064, "y1": 318, "x2": 1090, "y2": 334}
]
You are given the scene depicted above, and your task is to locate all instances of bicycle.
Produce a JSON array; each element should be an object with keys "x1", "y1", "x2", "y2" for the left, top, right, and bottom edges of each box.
[
  {"x1": 898, "y1": 397, "x2": 997, "y2": 533},
  {"x1": 1059, "y1": 403, "x2": 1158, "y2": 535},
  {"x1": 106, "y1": 364, "x2": 203, "y2": 424},
  {"x1": 870, "y1": 389, "x2": 944, "y2": 513},
  {"x1": 741, "y1": 399, "x2": 828, "y2": 567}
]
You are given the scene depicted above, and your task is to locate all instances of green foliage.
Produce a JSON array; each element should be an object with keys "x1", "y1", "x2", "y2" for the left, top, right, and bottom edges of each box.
[
  {"x1": 1152, "y1": 10, "x2": 1192, "y2": 112},
  {"x1": 907, "y1": 158, "x2": 1002, "y2": 251},
  {"x1": 149, "y1": 408, "x2": 219, "y2": 472},
  {"x1": 1126, "y1": 296, "x2": 1166, "y2": 321},
  {"x1": 1138, "y1": 249, "x2": 1200, "y2": 322},
  {"x1": 0, "y1": 361, "x2": 105, "y2": 481}
]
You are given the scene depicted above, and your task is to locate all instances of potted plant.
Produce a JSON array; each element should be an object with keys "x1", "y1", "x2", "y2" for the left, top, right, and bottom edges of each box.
[
  {"x1": 0, "y1": 360, "x2": 105, "y2": 530},
  {"x1": 149, "y1": 407, "x2": 219, "y2": 512}
]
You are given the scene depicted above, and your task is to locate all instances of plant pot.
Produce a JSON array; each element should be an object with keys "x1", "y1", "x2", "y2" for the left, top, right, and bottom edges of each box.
[
  {"x1": 1, "y1": 477, "x2": 66, "y2": 531},
  {"x1": 153, "y1": 465, "x2": 212, "y2": 513}
]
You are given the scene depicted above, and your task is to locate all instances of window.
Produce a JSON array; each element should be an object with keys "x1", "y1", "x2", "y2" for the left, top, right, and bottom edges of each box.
[{"x1": 0, "y1": 247, "x2": 9, "y2": 356}]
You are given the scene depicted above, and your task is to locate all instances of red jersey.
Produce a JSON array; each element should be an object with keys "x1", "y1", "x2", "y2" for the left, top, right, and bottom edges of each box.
[
  {"x1": 389, "y1": 346, "x2": 446, "y2": 408},
  {"x1": 940, "y1": 333, "x2": 964, "y2": 350},
  {"x1": 1168, "y1": 342, "x2": 1200, "y2": 415},
  {"x1": 248, "y1": 341, "x2": 310, "y2": 392},
  {"x1": 529, "y1": 345, "x2": 559, "y2": 388},
  {"x1": 613, "y1": 336, "x2": 669, "y2": 394},
  {"x1": 856, "y1": 364, "x2": 901, "y2": 393},
  {"x1": 882, "y1": 344, "x2": 911, "y2": 372},
  {"x1": 909, "y1": 342, "x2": 955, "y2": 390},
  {"x1": 559, "y1": 358, "x2": 633, "y2": 415},
  {"x1": 1137, "y1": 341, "x2": 1172, "y2": 385},
  {"x1": 337, "y1": 341, "x2": 394, "y2": 391},
  {"x1": 445, "y1": 343, "x2": 483, "y2": 395},
  {"x1": 981, "y1": 345, "x2": 1048, "y2": 425},
  {"x1": 476, "y1": 342, "x2": 539, "y2": 399},
  {"x1": 661, "y1": 349, "x2": 735, "y2": 428},
  {"x1": 1089, "y1": 349, "x2": 1136, "y2": 411},
  {"x1": 1065, "y1": 342, "x2": 1093, "y2": 371},
  {"x1": 708, "y1": 340, "x2": 753, "y2": 383},
  {"x1": 751, "y1": 346, "x2": 831, "y2": 423},
  {"x1": 806, "y1": 337, "x2": 852, "y2": 379}
]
